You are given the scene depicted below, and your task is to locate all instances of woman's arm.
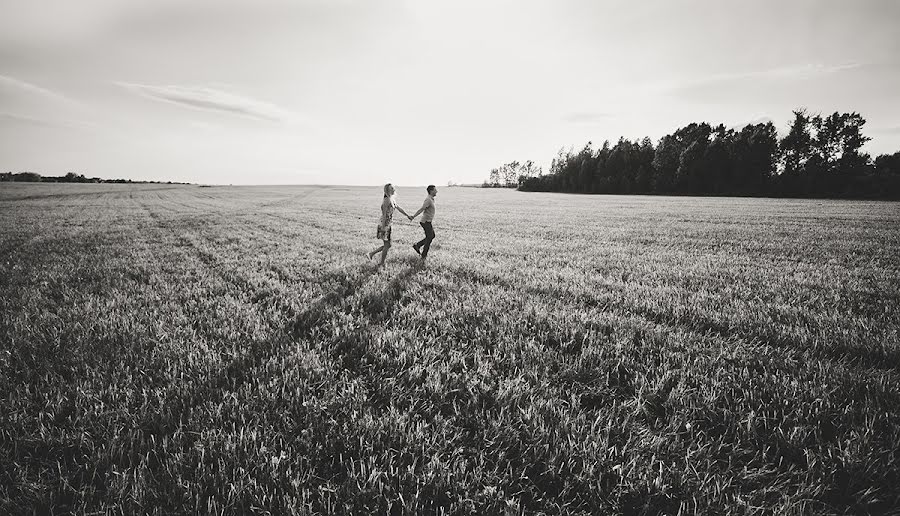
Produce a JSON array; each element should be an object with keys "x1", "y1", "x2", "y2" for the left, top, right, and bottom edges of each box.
[{"x1": 396, "y1": 205, "x2": 411, "y2": 218}]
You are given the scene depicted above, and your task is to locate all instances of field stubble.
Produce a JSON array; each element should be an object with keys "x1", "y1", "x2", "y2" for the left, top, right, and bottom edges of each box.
[{"x1": 1, "y1": 183, "x2": 899, "y2": 514}]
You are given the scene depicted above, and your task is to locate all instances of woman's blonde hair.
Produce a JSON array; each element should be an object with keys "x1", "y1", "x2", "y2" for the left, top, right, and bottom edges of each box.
[{"x1": 383, "y1": 183, "x2": 393, "y2": 197}]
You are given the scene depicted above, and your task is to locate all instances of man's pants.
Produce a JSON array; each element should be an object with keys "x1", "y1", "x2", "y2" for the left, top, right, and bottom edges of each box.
[{"x1": 416, "y1": 222, "x2": 435, "y2": 258}]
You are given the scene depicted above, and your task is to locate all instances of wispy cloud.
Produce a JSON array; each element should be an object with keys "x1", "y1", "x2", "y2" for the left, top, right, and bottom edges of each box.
[
  {"x1": 0, "y1": 112, "x2": 111, "y2": 139},
  {"x1": 0, "y1": 74, "x2": 93, "y2": 132},
  {"x1": 117, "y1": 82, "x2": 293, "y2": 123},
  {"x1": 708, "y1": 62, "x2": 862, "y2": 84},
  {"x1": 0, "y1": 111, "x2": 99, "y2": 129},
  {"x1": 660, "y1": 62, "x2": 864, "y2": 97},
  {"x1": 745, "y1": 62, "x2": 862, "y2": 81},
  {"x1": 0, "y1": 74, "x2": 84, "y2": 109},
  {"x1": 1, "y1": 111, "x2": 67, "y2": 128},
  {"x1": 563, "y1": 111, "x2": 614, "y2": 125}
]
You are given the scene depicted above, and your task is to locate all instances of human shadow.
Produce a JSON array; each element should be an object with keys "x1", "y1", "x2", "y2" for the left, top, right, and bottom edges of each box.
[
  {"x1": 355, "y1": 257, "x2": 424, "y2": 323},
  {"x1": 283, "y1": 256, "x2": 424, "y2": 379},
  {"x1": 291, "y1": 255, "x2": 424, "y2": 338},
  {"x1": 158, "y1": 254, "x2": 423, "y2": 437}
]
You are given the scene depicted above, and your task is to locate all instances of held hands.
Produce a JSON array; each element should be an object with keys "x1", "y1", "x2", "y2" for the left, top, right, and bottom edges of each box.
[{"x1": 407, "y1": 214, "x2": 414, "y2": 221}]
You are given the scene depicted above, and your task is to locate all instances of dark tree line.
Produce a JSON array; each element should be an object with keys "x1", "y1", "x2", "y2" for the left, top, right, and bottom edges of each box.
[
  {"x1": 511, "y1": 109, "x2": 900, "y2": 199},
  {"x1": 0, "y1": 172, "x2": 186, "y2": 184}
]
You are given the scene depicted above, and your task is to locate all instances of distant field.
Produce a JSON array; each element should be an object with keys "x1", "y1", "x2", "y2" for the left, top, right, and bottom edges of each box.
[{"x1": 1, "y1": 183, "x2": 899, "y2": 514}]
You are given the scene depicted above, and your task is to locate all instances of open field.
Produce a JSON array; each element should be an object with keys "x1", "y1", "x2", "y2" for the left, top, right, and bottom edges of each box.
[{"x1": 1, "y1": 183, "x2": 899, "y2": 514}]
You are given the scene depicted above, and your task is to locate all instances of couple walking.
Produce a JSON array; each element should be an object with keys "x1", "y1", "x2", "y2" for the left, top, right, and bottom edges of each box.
[{"x1": 368, "y1": 184, "x2": 437, "y2": 266}]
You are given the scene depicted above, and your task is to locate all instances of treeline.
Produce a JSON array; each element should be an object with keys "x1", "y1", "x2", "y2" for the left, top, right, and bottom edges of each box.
[
  {"x1": 0, "y1": 172, "x2": 187, "y2": 185},
  {"x1": 509, "y1": 109, "x2": 900, "y2": 199}
]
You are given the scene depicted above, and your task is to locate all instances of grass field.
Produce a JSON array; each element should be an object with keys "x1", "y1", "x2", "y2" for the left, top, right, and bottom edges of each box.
[{"x1": 1, "y1": 183, "x2": 899, "y2": 514}]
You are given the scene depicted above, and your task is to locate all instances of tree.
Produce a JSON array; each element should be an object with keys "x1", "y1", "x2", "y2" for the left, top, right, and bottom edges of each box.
[
  {"x1": 2, "y1": 172, "x2": 44, "y2": 182},
  {"x1": 652, "y1": 135, "x2": 679, "y2": 193},
  {"x1": 807, "y1": 111, "x2": 870, "y2": 176},
  {"x1": 732, "y1": 122, "x2": 778, "y2": 195},
  {"x1": 874, "y1": 151, "x2": 900, "y2": 176},
  {"x1": 777, "y1": 110, "x2": 873, "y2": 195},
  {"x1": 607, "y1": 138, "x2": 639, "y2": 194},
  {"x1": 500, "y1": 161, "x2": 520, "y2": 186},
  {"x1": 666, "y1": 122, "x2": 712, "y2": 193},
  {"x1": 517, "y1": 160, "x2": 542, "y2": 185},
  {"x1": 779, "y1": 109, "x2": 815, "y2": 176},
  {"x1": 488, "y1": 168, "x2": 501, "y2": 187},
  {"x1": 704, "y1": 125, "x2": 735, "y2": 194}
]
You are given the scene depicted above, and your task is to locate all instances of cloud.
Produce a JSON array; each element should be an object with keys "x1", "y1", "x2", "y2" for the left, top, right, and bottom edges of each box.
[
  {"x1": 750, "y1": 62, "x2": 862, "y2": 80},
  {"x1": 0, "y1": 74, "x2": 94, "y2": 132},
  {"x1": 0, "y1": 74, "x2": 83, "y2": 109},
  {"x1": 0, "y1": 111, "x2": 99, "y2": 130},
  {"x1": 661, "y1": 62, "x2": 864, "y2": 99},
  {"x1": 563, "y1": 111, "x2": 614, "y2": 125},
  {"x1": 0, "y1": 111, "x2": 66, "y2": 128},
  {"x1": 701, "y1": 62, "x2": 863, "y2": 85},
  {"x1": 117, "y1": 82, "x2": 293, "y2": 122}
]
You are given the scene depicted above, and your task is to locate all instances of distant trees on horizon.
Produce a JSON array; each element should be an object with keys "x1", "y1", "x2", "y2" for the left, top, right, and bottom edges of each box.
[
  {"x1": 487, "y1": 109, "x2": 900, "y2": 199},
  {"x1": 0, "y1": 171, "x2": 186, "y2": 185}
]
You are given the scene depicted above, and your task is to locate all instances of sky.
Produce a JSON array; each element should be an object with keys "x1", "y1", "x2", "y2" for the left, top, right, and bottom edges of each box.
[{"x1": 1, "y1": 0, "x2": 899, "y2": 186}]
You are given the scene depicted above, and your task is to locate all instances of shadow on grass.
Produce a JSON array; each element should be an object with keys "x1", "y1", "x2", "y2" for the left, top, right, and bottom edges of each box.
[
  {"x1": 291, "y1": 255, "x2": 424, "y2": 336},
  {"x1": 290, "y1": 256, "x2": 426, "y2": 379},
  {"x1": 357, "y1": 258, "x2": 424, "y2": 323},
  {"x1": 216, "y1": 254, "x2": 428, "y2": 393}
]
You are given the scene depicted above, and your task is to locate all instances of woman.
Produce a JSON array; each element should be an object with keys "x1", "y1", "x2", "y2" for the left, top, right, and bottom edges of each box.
[{"x1": 367, "y1": 183, "x2": 411, "y2": 266}]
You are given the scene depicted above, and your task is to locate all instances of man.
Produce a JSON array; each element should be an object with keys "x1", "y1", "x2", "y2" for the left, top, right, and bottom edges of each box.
[{"x1": 408, "y1": 185, "x2": 437, "y2": 260}]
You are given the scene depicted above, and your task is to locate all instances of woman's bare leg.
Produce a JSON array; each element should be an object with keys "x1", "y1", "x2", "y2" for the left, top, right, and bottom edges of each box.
[{"x1": 379, "y1": 241, "x2": 391, "y2": 264}]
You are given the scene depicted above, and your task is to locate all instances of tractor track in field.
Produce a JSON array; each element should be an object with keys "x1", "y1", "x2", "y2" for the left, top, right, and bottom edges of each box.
[
  {"x1": 433, "y1": 260, "x2": 900, "y2": 376},
  {"x1": 0, "y1": 186, "x2": 182, "y2": 203}
]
